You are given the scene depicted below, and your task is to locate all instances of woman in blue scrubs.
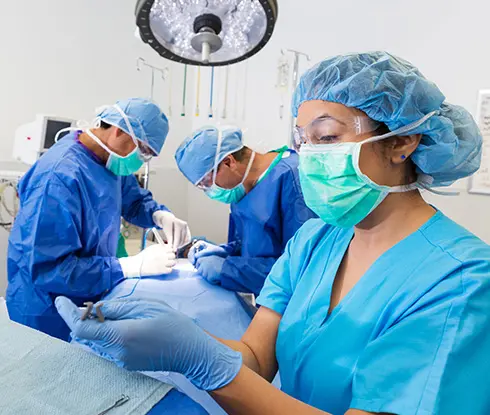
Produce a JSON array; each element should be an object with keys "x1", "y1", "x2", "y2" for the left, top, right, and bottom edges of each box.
[{"x1": 56, "y1": 52, "x2": 490, "y2": 414}]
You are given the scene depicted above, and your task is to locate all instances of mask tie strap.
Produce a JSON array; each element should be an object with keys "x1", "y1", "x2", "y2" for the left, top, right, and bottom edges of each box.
[
  {"x1": 361, "y1": 110, "x2": 438, "y2": 146},
  {"x1": 111, "y1": 104, "x2": 139, "y2": 148},
  {"x1": 417, "y1": 182, "x2": 460, "y2": 196},
  {"x1": 212, "y1": 128, "x2": 224, "y2": 186},
  {"x1": 239, "y1": 151, "x2": 256, "y2": 185}
]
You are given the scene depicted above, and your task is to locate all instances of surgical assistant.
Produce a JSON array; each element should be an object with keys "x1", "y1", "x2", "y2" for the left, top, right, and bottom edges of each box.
[
  {"x1": 175, "y1": 126, "x2": 316, "y2": 295},
  {"x1": 57, "y1": 52, "x2": 490, "y2": 414},
  {"x1": 7, "y1": 98, "x2": 190, "y2": 341}
]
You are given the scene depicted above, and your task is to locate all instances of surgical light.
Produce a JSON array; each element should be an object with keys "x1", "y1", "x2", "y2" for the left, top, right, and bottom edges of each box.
[{"x1": 135, "y1": 0, "x2": 278, "y2": 66}]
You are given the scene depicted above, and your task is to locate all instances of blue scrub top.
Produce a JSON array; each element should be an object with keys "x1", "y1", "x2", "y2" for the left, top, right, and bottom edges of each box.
[
  {"x1": 7, "y1": 133, "x2": 165, "y2": 340},
  {"x1": 220, "y1": 151, "x2": 317, "y2": 296},
  {"x1": 257, "y1": 211, "x2": 490, "y2": 414}
]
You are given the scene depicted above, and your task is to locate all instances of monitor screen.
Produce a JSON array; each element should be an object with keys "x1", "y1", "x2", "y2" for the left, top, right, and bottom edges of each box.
[{"x1": 44, "y1": 119, "x2": 72, "y2": 150}]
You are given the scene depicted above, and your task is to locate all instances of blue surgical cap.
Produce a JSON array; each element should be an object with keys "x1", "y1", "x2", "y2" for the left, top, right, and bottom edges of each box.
[
  {"x1": 292, "y1": 52, "x2": 482, "y2": 187},
  {"x1": 97, "y1": 98, "x2": 169, "y2": 155},
  {"x1": 175, "y1": 126, "x2": 244, "y2": 185}
]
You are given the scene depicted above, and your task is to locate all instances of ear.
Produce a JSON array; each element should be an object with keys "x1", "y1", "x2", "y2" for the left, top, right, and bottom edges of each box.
[
  {"x1": 220, "y1": 155, "x2": 235, "y2": 169},
  {"x1": 390, "y1": 134, "x2": 422, "y2": 164},
  {"x1": 114, "y1": 127, "x2": 126, "y2": 138}
]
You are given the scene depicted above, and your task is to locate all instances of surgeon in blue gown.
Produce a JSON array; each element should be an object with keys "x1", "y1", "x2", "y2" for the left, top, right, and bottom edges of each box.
[
  {"x1": 174, "y1": 126, "x2": 316, "y2": 295},
  {"x1": 7, "y1": 98, "x2": 190, "y2": 341},
  {"x1": 57, "y1": 52, "x2": 490, "y2": 414}
]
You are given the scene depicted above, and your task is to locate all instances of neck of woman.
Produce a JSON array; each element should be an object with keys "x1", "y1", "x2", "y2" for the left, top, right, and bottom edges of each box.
[{"x1": 353, "y1": 191, "x2": 436, "y2": 251}]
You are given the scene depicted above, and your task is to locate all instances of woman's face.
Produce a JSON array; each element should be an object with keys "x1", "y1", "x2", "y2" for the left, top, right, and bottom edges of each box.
[{"x1": 296, "y1": 100, "x2": 420, "y2": 187}]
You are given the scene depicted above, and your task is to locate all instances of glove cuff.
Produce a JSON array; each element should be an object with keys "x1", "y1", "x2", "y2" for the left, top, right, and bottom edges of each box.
[
  {"x1": 118, "y1": 255, "x2": 143, "y2": 278},
  {"x1": 152, "y1": 210, "x2": 173, "y2": 226},
  {"x1": 187, "y1": 338, "x2": 243, "y2": 391}
]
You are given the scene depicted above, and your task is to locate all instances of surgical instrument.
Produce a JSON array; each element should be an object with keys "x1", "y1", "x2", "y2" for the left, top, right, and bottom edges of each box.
[
  {"x1": 81, "y1": 302, "x2": 105, "y2": 323},
  {"x1": 97, "y1": 395, "x2": 131, "y2": 415},
  {"x1": 152, "y1": 227, "x2": 166, "y2": 246}
]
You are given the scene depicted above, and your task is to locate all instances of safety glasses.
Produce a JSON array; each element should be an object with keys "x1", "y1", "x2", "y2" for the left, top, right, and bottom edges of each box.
[
  {"x1": 196, "y1": 168, "x2": 219, "y2": 190},
  {"x1": 195, "y1": 128, "x2": 226, "y2": 190},
  {"x1": 137, "y1": 141, "x2": 156, "y2": 162},
  {"x1": 293, "y1": 115, "x2": 380, "y2": 151}
]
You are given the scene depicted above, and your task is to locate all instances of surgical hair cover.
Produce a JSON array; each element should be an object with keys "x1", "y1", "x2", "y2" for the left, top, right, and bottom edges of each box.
[
  {"x1": 97, "y1": 98, "x2": 169, "y2": 155},
  {"x1": 292, "y1": 51, "x2": 482, "y2": 187},
  {"x1": 175, "y1": 126, "x2": 244, "y2": 185}
]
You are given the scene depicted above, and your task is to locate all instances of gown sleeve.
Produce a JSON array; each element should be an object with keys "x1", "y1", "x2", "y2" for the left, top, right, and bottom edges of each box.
[
  {"x1": 120, "y1": 175, "x2": 169, "y2": 229},
  {"x1": 28, "y1": 174, "x2": 124, "y2": 297}
]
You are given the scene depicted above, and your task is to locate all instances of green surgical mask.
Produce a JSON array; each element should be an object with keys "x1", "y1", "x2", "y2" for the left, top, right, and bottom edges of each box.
[
  {"x1": 299, "y1": 143, "x2": 391, "y2": 227},
  {"x1": 205, "y1": 151, "x2": 256, "y2": 204},
  {"x1": 299, "y1": 112, "x2": 436, "y2": 227},
  {"x1": 106, "y1": 147, "x2": 145, "y2": 176},
  {"x1": 86, "y1": 129, "x2": 144, "y2": 176}
]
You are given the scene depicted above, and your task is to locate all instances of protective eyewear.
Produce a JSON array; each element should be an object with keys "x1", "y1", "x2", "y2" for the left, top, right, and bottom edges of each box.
[
  {"x1": 196, "y1": 169, "x2": 217, "y2": 190},
  {"x1": 293, "y1": 115, "x2": 380, "y2": 151},
  {"x1": 137, "y1": 141, "x2": 156, "y2": 162},
  {"x1": 195, "y1": 128, "x2": 226, "y2": 190}
]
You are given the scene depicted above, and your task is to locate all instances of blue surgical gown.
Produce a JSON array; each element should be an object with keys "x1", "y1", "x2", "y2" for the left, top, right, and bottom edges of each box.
[
  {"x1": 220, "y1": 151, "x2": 316, "y2": 296},
  {"x1": 7, "y1": 132, "x2": 166, "y2": 341},
  {"x1": 257, "y1": 211, "x2": 490, "y2": 414}
]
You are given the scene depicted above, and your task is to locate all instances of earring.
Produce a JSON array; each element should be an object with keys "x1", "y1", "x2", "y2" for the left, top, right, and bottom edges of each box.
[{"x1": 401, "y1": 155, "x2": 406, "y2": 160}]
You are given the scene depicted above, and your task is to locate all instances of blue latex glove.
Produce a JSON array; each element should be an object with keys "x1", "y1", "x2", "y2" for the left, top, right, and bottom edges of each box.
[
  {"x1": 195, "y1": 256, "x2": 225, "y2": 285},
  {"x1": 55, "y1": 297, "x2": 242, "y2": 391},
  {"x1": 188, "y1": 241, "x2": 229, "y2": 266}
]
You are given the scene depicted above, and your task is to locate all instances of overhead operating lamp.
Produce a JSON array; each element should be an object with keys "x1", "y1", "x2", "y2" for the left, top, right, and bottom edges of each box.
[{"x1": 135, "y1": 0, "x2": 278, "y2": 66}]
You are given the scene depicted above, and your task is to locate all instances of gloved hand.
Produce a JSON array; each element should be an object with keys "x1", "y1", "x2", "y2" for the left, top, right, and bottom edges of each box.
[
  {"x1": 188, "y1": 241, "x2": 230, "y2": 266},
  {"x1": 119, "y1": 244, "x2": 176, "y2": 278},
  {"x1": 195, "y1": 256, "x2": 225, "y2": 285},
  {"x1": 153, "y1": 210, "x2": 191, "y2": 251},
  {"x1": 55, "y1": 297, "x2": 242, "y2": 391}
]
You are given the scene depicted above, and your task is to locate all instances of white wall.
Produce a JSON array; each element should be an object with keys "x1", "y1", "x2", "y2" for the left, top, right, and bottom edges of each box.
[
  {"x1": 1, "y1": 0, "x2": 490, "y2": 295},
  {"x1": 0, "y1": 0, "x2": 194, "y2": 295}
]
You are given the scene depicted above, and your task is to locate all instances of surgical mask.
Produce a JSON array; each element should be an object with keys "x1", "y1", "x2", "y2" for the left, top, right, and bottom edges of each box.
[
  {"x1": 205, "y1": 151, "x2": 256, "y2": 204},
  {"x1": 86, "y1": 129, "x2": 144, "y2": 176},
  {"x1": 299, "y1": 112, "x2": 436, "y2": 228}
]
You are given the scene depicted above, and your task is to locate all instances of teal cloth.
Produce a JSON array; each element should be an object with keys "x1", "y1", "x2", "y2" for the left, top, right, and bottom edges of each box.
[{"x1": 0, "y1": 305, "x2": 172, "y2": 415}]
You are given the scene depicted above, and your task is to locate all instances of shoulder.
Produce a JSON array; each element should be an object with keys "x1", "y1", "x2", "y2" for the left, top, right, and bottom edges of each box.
[
  {"x1": 289, "y1": 218, "x2": 339, "y2": 254},
  {"x1": 19, "y1": 135, "x2": 88, "y2": 196},
  {"x1": 270, "y1": 151, "x2": 303, "y2": 192},
  {"x1": 410, "y1": 212, "x2": 490, "y2": 309},
  {"x1": 273, "y1": 150, "x2": 300, "y2": 177},
  {"x1": 420, "y1": 212, "x2": 490, "y2": 267}
]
